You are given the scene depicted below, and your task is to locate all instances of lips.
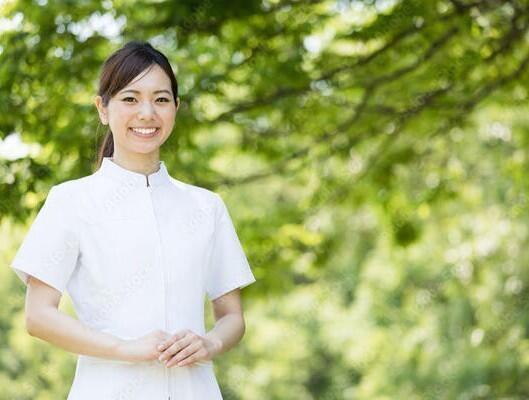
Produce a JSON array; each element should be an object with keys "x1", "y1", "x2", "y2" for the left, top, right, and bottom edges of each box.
[{"x1": 129, "y1": 127, "x2": 160, "y2": 137}]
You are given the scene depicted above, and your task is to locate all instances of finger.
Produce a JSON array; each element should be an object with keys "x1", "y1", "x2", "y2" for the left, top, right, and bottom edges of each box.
[
  {"x1": 157, "y1": 330, "x2": 188, "y2": 352},
  {"x1": 172, "y1": 348, "x2": 209, "y2": 368},
  {"x1": 159, "y1": 338, "x2": 188, "y2": 361},
  {"x1": 157, "y1": 339, "x2": 173, "y2": 353},
  {"x1": 166, "y1": 341, "x2": 203, "y2": 368},
  {"x1": 157, "y1": 331, "x2": 182, "y2": 351},
  {"x1": 167, "y1": 340, "x2": 201, "y2": 367},
  {"x1": 159, "y1": 335, "x2": 194, "y2": 362}
]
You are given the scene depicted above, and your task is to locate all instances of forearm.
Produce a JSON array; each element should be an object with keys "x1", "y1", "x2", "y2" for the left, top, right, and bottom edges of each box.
[
  {"x1": 204, "y1": 313, "x2": 245, "y2": 357},
  {"x1": 26, "y1": 306, "x2": 125, "y2": 361}
]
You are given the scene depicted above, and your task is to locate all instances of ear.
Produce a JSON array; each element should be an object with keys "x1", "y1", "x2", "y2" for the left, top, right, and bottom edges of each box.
[
  {"x1": 175, "y1": 96, "x2": 181, "y2": 113},
  {"x1": 94, "y1": 95, "x2": 109, "y2": 125}
]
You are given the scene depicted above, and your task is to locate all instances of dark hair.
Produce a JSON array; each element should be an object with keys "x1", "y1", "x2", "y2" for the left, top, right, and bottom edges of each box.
[{"x1": 95, "y1": 40, "x2": 179, "y2": 169}]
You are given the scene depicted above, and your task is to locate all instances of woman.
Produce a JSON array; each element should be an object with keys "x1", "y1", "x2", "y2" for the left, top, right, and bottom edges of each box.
[{"x1": 10, "y1": 40, "x2": 256, "y2": 399}]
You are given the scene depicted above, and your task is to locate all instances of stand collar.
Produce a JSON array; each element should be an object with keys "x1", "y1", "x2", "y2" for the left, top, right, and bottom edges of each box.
[{"x1": 98, "y1": 156, "x2": 171, "y2": 187}]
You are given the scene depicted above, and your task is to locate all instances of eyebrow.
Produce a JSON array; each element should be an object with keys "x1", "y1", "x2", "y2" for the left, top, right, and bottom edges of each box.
[{"x1": 119, "y1": 89, "x2": 172, "y2": 95}]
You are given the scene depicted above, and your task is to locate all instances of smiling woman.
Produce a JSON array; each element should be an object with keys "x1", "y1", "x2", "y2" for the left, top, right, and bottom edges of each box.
[
  {"x1": 94, "y1": 44, "x2": 180, "y2": 165},
  {"x1": 9, "y1": 40, "x2": 257, "y2": 400}
]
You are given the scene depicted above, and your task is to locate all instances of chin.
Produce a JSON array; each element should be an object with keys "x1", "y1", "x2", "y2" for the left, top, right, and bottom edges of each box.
[{"x1": 130, "y1": 145, "x2": 161, "y2": 154}]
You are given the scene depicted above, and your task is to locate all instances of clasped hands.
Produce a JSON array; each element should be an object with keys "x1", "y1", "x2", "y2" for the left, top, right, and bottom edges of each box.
[{"x1": 156, "y1": 329, "x2": 222, "y2": 368}]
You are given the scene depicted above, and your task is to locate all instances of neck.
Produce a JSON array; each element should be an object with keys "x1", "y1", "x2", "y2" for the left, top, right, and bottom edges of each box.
[{"x1": 110, "y1": 151, "x2": 161, "y2": 176}]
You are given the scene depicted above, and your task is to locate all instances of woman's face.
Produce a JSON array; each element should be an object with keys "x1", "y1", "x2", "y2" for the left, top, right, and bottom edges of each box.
[{"x1": 95, "y1": 64, "x2": 179, "y2": 156}]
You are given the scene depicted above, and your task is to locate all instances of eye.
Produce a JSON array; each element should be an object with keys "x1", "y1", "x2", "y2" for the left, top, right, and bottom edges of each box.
[{"x1": 122, "y1": 97, "x2": 169, "y2": 103}]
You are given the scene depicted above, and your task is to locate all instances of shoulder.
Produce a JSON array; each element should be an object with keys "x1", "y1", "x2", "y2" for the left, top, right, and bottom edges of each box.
[
  {"x1": 49, "y1": 177, "x2": 89, "y2": 200},
  {"x1": 166, "y1": 177, "x2": 232, "y2": 225},
  {"x1": 168, "y1": 176, "x2": 224, "y2": 209},
  {"x1": 46, "y1": 175, "x2": 93, "y2": 214}
]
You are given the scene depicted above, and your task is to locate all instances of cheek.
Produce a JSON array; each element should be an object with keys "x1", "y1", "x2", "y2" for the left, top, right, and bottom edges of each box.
[
  {"x1": 161, "y1": 109, "x2": 176, "y2": 126},
  {"x1": 110, "y1": 104, "x2": 135, "y2": 120},
  {"x1": 160, "y1": 106, "x2": 176, "y2": 118}
]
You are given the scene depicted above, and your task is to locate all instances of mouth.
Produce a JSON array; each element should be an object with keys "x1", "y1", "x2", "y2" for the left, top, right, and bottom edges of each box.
[{"x1": 129, "y1": 127, "x2": 161, "y2": 138}]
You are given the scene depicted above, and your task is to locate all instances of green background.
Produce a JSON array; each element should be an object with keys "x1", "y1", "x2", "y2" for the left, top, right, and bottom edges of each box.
[{"x1": 2, "y1": 0, "x2": 529, "y2": 398}]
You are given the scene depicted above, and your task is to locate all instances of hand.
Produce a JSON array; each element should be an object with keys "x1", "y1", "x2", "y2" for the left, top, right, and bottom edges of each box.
[
  {"x1": 116, "y1": 329, "x2": 172, "y2": 363},
  {"x1": 157, "y1": 329, "x2": 222, "y2": 368}
]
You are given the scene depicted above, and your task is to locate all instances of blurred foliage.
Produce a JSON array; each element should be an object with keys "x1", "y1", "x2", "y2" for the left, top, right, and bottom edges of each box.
[{"x1": 2, "y1": 0, "x2": 529, "y2": 398}]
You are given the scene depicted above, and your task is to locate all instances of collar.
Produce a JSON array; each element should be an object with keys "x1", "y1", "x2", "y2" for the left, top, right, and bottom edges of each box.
[{"x1": 97, "y1": 156, "x2": 171, "y2": 187}]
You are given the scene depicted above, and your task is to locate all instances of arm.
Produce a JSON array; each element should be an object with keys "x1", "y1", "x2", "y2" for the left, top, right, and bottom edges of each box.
[
  {"x1": 204, "y1": 288, "x2": 247, "y2": 357},
  {"x1": 24, "y1": 275, "x2": 125, "y2": 360}
]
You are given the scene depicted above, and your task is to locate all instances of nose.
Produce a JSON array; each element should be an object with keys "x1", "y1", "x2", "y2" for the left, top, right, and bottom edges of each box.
[{"x1": 138, "y1": 100, "x2": 156, "y2": 119}]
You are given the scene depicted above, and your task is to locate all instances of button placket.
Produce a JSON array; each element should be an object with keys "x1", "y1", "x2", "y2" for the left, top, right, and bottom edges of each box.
[{"x1": 144, "y1": 183, "x2": 173, "y2": 399}]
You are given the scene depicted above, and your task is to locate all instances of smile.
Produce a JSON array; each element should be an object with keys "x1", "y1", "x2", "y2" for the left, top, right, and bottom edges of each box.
[{"x1": 129, "y1": 127, "x2": 160, "y2": 138}]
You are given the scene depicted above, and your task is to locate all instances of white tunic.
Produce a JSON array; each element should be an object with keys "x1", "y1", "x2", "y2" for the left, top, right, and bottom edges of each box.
[{"x1": 9, "y1": 156, "x2": 257, "y2": 399}]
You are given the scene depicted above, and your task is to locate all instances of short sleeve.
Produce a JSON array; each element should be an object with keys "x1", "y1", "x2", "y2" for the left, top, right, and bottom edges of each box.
[
  {"x1": 10, "y1": 184, "x2": 80, "y2": 294},
  {"x1": 205, "y1": 193, "x2": 256, "y2": 301}
]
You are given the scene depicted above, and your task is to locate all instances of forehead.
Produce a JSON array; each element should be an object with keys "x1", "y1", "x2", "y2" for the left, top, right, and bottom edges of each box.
[{"x1": 121, "y1": 64, "x2": 172, "y2": 92}]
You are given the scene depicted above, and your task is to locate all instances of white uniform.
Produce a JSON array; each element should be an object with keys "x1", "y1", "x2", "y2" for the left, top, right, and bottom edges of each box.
[{"x1": 10, "y1": 156, "x2": 257, "y2": 399}]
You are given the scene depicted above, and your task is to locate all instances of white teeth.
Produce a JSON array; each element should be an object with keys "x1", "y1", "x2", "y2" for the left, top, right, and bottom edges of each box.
[{"x1": 131, "y1": 127, "x2": 158, "y2": 135}]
